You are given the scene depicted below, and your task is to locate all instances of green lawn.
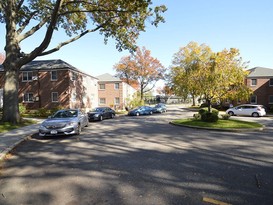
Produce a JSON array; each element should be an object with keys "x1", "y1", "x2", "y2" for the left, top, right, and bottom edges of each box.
[
  {"x1": 0, "y1": 119, "x2": 36, "y2": 133},
  {"x1": 172, "y1": 118, "x2": 263, "y2": 129}
]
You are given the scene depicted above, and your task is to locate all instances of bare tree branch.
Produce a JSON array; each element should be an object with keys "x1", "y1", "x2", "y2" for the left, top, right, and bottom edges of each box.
[
  {"x1": 17, "y1": 10, "x2": 40, "y2": 34},
  {"x1": 16, "y1": 0, "x2": 25, "y2": 12},
  {"x1": 19, "y1": 0, "x2": 63, "y2": 66},
  {"x1": 39, "y1": 26, "x2": 102, "y2": 56},
  {"x1": 18, "y1": 16, "x2": 50, "y2": 42}
]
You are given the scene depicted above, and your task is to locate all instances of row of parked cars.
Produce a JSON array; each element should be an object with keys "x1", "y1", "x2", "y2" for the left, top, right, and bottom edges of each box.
[{"x1": 39, "y1": 103, "x2": 167, "y2": 137}]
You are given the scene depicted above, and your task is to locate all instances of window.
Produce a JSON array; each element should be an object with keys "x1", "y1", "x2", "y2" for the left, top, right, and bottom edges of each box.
[
  {"x1": 99, "y1": 84, "x2": 105, "y2": 90},
  {"x1": 114, "y1": 83, "x2": 119, "y2": 90},
  {"x1": 52, "y1": 92, "x2": 58, "y2": 102},
  {"x1": 269, "y1": 95, "x2": 273, "y2": 104},
  {"x1": 269, "y1": 78, "x2": 273, "y2": 86},
  {"x1": 114, "y1": 97, "x2": 120, "y2": 105},
  {"x1": 22, "y1": 71, "x2": 33, "y2": 82},
  {"x1": 23, "y1": 93, "x2": 34, "y2": 102},
  {"x1": 250, "y1": 95, "x2": 257, "y2": 104},
  {"x1": 251, "y1": 79, "x2": 257, "y2": 86},
  {"x1": 99, "y1": 98, "x2": 106, "y2": 104},
  {"x1": 51, "y1": 71, "x2": 57, "y2": 81},
  {"x1": 72, "y1": 92, "x2": 77, "y2": 102},
  {"x1": 71, "y1": 72, "x2": 77, "y2": 81}
]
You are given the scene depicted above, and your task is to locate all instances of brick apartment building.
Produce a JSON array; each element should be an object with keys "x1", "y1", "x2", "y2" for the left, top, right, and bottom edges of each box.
[
  {"x1": 97, "y1": 73, "x2": 136, "y2": 110},
  {"x1": 0, "y1": 59, "x2": 98, "y2": 111},
  {"x1": 246, "y1": 67, "x2": 273, "y2": 109}
]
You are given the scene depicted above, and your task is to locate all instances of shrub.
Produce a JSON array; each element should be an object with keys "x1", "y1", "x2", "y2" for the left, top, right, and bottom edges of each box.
[
  {"x1": 19, "y1": 103, "x2": 27, "y2": 115},
  {"x1": 221, "y1": 114, "x2": 231, "y2": 120},
  {"x1": 201, "y1": 112, "x2": 219, "y2": 122},
  {"x1": 35, "y1": 108, "x2": 49, "y2": 117},
  {"x1": 199, "y1": 107, "x2": 219, "y2": 115},
  {"x1": 193, "y1": 113, "x2": 201, "y2": 120},
  {"x1": 50, "y1": 106, "x2": 64, "y2": 115}
]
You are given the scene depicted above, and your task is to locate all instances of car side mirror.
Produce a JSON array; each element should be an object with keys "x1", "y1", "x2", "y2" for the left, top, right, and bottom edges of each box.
[{"x1": 48, "y1": 116, "x2": 52, "y2": 119}]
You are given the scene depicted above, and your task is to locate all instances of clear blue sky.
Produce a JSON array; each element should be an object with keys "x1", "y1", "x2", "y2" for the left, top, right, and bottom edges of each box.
[{"x1": 1, "y1": 0, "x2": 273, "y2": 77}]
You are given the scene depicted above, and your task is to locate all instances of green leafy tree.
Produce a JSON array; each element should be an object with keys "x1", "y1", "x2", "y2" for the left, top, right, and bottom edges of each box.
[
  {"x1": 0, "y1": 0, "x2": 166, "y2": 124},
  {"x1": 114, "y1": 46, "x2": 166, "y2": 100},
  {"x1": 170, "y1": 42, "x2": 212, "y2": 106},
  {"x1": 170, "y1": 42, "x2": 251, "y2": 112}
]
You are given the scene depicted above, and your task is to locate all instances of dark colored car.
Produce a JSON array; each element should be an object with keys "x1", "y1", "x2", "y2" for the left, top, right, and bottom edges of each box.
[
  {"x1": 152, "y1": 103, "x2": 167, "y2": 113},
  {"x1": 39, "y1": 109, "x2": 89, "y2": 137},
  {"x1": 128, "y1": 106, "x2": 154, "y2": 116},
  {"x1": 88, "y1": 107, "x2": 116, "y2": 121}
]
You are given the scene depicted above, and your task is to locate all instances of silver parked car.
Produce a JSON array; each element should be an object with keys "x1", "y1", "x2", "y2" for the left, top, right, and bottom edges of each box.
[
  {"x1": 39, "y1": 109, "x2": 89, "y2": 137},
  {"x1": 226, "y1": 104, "x2": 266, "y2": 117}
]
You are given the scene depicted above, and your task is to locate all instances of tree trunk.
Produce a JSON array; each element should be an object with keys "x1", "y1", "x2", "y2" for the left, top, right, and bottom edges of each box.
[
  {"x1": 207, "y1": 99, "x2": 212, "y2": 113},
  {"x1": 2, "y1": 66, "x2": 21, "y2": 124},
  {"x1": 192, "y1": 94, "x2": 196, "y2": 106},
  {"x1": 140, "y1": 84, "x2": 144, "y2": 100}
]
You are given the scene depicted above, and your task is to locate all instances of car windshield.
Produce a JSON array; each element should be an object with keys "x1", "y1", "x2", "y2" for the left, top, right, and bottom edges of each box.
[
  {"x1": 93, "y1": 108, "x2": 104, "y2": 112},
  {"x1": 53, "y1": 110, "x2": 78, "y2": 118}
]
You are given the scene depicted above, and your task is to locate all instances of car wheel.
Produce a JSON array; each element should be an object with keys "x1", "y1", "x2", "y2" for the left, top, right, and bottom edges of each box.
[
  {"x1": 252, "y1": 112, "x2": 259, "y2": 117},
  {"x1": 99, "y1": 115, "x2": 103, "y2": 121},
  {"x1": 76, "y1": 124, "x2": 81, "y2": 135},
  {"x1": 228, "y1": 111, "x2": 234, "y2": 116},
  {"x1": 136, "y1": 112, "x2": 140, "y2": 116}
]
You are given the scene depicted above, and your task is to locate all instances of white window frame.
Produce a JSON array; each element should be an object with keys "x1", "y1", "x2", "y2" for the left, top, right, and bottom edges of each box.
[
  {"x1": 72, "y1": 92, "x2": 77, "y2": 102},
  {"x1": 251, "y1": 79, "x2": 257, "y2": 86},
  {"x1": 23, "y1": 93, "x2": 34, "y2": 102},
  {"x1": 71, "y1": 72, "x2": 77, "y2": 81},
  {"x1": 99, "y1": 84, "x2": 105, "y2": 90},
  {"x1": 22, "y1": 71, "x2": 33, "y2": 82},
  {"x1": 51, "y1": 70, "x2": 58, "y2": 81},
  {"x1": 52, "y1": 92, "x2": 58, "y2": 102},
  {"x1": 114, "y1": 83, "x2": 119, "y2": 90},
  {"x1": 114, "y1": 97, "x2": 120, "y2": 105},
  {"x1": 99, "y1": 98, "x2": 106, "y2": 105}
]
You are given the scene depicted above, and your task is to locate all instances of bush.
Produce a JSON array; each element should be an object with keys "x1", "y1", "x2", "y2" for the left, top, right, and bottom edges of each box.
[
  {"x1": 19, "y1": 103, "x2": 27, "y2": 115},
  {"x1": 221, "y1": 114, "x2": 231, "y2": 120},
  {"x1": 199, "y1": 107, "x2": 219, "y2": 115},
  {"x1": 193, "y1": 113, "x2": 201, "y2": 120},
  {"x1": 201, "y1": 112, "x2": 219, "y2": 122},
  {"x1": 50, "y1": 106, "x2": 64, "y2": 115},
  {"x1": 35, "y1": 108, "x2": 49, "y2": 117}
]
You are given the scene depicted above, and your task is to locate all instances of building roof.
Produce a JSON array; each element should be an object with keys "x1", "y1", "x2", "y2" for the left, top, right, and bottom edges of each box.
[
  {"x1": 97, "y1": 73, "x2": 122, "y2": 82},
  {"x1": 247, "y1": 67, "x2": 273, "y2": 78},
  {"x1": 0, "y1": 59, "x2": 97, "y2": 79}
]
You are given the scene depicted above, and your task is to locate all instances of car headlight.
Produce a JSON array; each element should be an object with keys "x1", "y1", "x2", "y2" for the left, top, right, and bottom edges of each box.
[
  {"x1": 66, "y1": 121, "x2": 78, "y2": 126},
  {"x1": 39, "y1": 124, "x2": 46, "y2": 129},
  {"x1": 94, "y1": 114, "x2": 100, "y2": 117}
]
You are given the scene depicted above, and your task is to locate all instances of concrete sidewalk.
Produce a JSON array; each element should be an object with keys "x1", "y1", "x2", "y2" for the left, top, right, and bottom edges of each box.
[{"x1": 0, "y1": 120, "x2": 42, "y2": 162}]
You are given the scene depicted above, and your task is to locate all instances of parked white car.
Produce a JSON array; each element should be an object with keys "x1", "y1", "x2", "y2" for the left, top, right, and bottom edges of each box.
[{"x1": 226, "y1": 104, "x2": 266, "y2": 117}]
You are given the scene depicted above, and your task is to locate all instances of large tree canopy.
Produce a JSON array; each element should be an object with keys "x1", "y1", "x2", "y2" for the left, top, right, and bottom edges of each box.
[
  {"x1": 0, "y1": 0, "x2": 167, "y2": 124},
  {"x1": 114, "y1": 46, "x2": 166, "y2": 100},
  {"x1": 170, "y1": 42, "x2": 252, "y2": 111}
]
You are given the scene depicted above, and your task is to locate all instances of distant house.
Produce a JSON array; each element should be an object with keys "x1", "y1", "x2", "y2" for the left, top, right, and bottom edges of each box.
[
  {"x1": 97, "y1": 73, "x2": 137, "y2": 110},
  {"x1": 0, "y1": 59, "x2": 98, "y2": 111},
  {"x1": 246, "y1": 67, "x2": 273, "y2": 108}
]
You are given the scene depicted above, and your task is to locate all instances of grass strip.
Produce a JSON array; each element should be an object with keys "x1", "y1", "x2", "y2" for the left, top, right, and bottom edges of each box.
[
  {"x1": 0, "y1": 119, "x2": 36, "y2": 133},
  {"x1": 172, "y1": 118, "x2": 263, "y2": 129}
]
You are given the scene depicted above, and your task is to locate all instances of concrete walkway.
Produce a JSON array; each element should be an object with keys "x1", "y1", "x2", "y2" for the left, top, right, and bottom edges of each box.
[{"x1": 0, "y1": 120, "x2": 42, "y2": 162}]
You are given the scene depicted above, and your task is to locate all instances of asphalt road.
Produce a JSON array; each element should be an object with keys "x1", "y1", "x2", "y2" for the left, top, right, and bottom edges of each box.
[{"x1": 0, "y1": 106, "x2": 273, "y2": 205}]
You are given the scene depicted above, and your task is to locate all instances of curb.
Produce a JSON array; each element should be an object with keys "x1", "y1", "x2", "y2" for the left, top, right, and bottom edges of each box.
[
  {"x1": 0, "y1": 135, "x2": 31, "y2": 162},
  {"x1": 169, "y1": 122, "x2": 265, "y2": 132}
]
